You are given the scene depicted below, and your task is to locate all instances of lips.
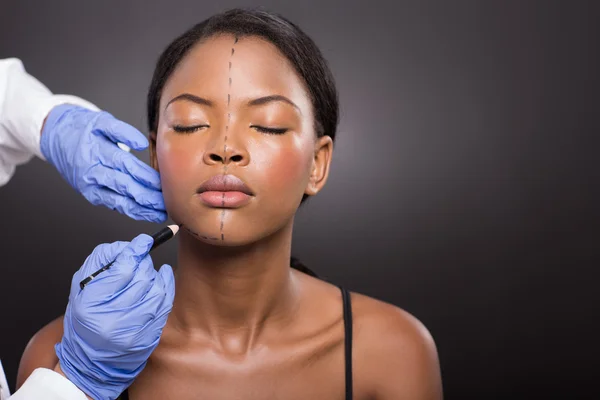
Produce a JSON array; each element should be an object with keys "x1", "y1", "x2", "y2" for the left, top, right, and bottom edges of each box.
[
  {"x1": 197, "y1": 174, "x2": 253, "y2": 195},
  {"x1": 196, "y1": 174, "x2": 254, "y2": 208}
]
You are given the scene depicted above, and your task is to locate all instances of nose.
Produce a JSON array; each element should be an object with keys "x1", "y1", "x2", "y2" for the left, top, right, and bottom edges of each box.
[{"x1": 202, "y1": 134, "x2": 250, "y2": 167}]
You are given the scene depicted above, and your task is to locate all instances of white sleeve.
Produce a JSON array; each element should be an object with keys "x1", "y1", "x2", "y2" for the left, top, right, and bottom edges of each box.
[
  {"x1": 0, "y1": 58, "x2": 99, "y2": 186},
  {"x1": 8, "y1": 368, "x2": 88, "y2": 400}
]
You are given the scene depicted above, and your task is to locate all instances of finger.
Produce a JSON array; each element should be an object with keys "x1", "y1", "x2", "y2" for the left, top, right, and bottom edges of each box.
[
  {"x1": 75, "y1": 241, "x2": 129, "y2": 280},
  {"x1": 99, "y1": 234, "x2": 154, "y2": 292},
  {"x1": 131, "y1": 252, "x2": 159, "y2": 284},
  {"x1": 114, "y1": 234, "x2": 154, "y2": 267},
  {"x1": 87, "y1": 241, "x2": 130, "y2": 274},
  {"x1": 158, "y1": 264, "x2": 175, "y2": 304},
  {"x1": 97, "y1": 138, "x2": 162, "y2": 191},
  {"x1": 145, "y1": 264, "x2": 175, "y2": 312},
  {"x1": 87, "y1": 187, "x2": 168, "y2": 223},
  {"x1": 123, "y1": 264, "x2": 174, "y2": 330},
  {"x1": 99, "y1": 256, "x2": 156, "y2": 304},
  {"x1": 93, "y1": 112, "x2": 149, "y2": 151},
  {"x1": 71, "y1": 241, "x2": 128, "y2": 298},
  {"x1": 88, "y1": 164, "x2": 165, "y2": 210}
]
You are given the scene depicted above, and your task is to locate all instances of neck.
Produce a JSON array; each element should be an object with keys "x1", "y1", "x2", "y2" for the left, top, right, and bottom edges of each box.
[{"x1": 170, "y1": 220, "x2": 300, "y2": 350}]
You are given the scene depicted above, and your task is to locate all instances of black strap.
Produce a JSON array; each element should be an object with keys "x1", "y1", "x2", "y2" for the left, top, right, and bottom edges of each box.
[{"x1": 341, "y1": 287, "x2": 353, "y2": 400}]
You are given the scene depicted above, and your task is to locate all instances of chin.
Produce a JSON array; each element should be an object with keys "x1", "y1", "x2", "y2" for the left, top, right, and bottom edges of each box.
[
  {"x1": 181, "y1": 225, "x2": 269, "y2": 247},
  {"x1": 179, "y1": 212, "x2": 290, "y2": 248}
]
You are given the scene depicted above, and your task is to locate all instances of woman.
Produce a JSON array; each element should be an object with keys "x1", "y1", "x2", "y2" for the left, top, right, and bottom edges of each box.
[{"x1": 17, "y1": 8, "x2": 443, "y2": 399}]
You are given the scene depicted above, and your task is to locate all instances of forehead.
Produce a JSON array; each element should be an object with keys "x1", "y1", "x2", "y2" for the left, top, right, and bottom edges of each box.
[{"x1": 160, "y1": 34, "x2": 312, "y2": 111}]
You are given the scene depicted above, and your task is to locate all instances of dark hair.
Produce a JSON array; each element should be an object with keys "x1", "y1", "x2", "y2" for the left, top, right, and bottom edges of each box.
[
  {"x1": 147, "y1": 8, "x2": 338, "y2": 142},
  {"x1": 147, "y1": 8, "x2": 338, "y2": 277}
]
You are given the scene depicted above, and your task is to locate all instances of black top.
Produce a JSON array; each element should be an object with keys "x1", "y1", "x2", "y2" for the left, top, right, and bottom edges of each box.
[{"x1": 119, "y1": 287, "x2": 354, "y2": 400}]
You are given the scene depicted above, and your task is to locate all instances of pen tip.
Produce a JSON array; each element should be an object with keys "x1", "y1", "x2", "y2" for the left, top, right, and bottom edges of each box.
[{"x1": 168, "y1": 224, "x2": 180, "y2": 235}]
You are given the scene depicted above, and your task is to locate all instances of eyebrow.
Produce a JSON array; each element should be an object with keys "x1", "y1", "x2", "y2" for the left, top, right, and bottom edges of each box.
[
  {"x1": 248, "y1": 95, "x2": 301, "y2": 114},
  {"x1": 165, "y1": 93, "x2": 213, "y2": 110},
  {"x1": 164, "y1": 93, "x2": 301, "y2": 114}
]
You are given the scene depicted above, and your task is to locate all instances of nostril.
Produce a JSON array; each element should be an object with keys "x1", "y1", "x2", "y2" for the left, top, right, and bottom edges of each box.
[
  {"x1": 230, "y1": 154, "x2": 243, "y2": 162},
  {"x1": 209, "y1": 153, "x2": 222, "y2": 162}
]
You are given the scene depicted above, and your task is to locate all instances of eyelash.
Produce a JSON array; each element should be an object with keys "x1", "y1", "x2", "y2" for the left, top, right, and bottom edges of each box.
[
  {"x1": 251, "y1": 125, "x2": 288, "y2": 135},
  {"x1": 173, "y1": 125, "x2": 209, "y2": 134},
  {"x1": 172, "y1": 125, "x2": 288, "y2": 135}
]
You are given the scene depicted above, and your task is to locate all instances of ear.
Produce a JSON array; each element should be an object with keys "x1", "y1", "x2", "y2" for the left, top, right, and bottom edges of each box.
[
  {"x1": 149, "y1": 131, "x2": 159, "y2": 171},
  {"x1": 305, "y1": 135, "x2": 333, "y2": 196}
]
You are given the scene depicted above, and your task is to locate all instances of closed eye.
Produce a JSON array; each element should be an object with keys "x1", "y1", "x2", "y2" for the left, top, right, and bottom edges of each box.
[
  {"x1": 173, "y1": 124, "x2": 210, "y2": 134},
  {"x1": 251, "y1": 125, "x2": 288, "y2": 135}
]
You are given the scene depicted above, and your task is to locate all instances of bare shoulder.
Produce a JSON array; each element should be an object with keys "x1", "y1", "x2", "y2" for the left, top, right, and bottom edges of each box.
[
  {"x1": 351, "y1": 292, "x2": 443, "y2": 400},
  {"x1": 16, "y1": 315, "x2": 64, "y2": 389}
]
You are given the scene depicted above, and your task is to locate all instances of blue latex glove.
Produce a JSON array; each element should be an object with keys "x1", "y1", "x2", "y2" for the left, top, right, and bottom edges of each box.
[
  {"x1": 41, "y1": 104, "x2": 167, "y2": 223},
  {"x1": 55, "y1": 234, "x2": 175, "y2": 400}
]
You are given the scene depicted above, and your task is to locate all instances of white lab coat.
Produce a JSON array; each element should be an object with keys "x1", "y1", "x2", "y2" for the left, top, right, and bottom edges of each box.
[
  {"x1": 0, "y1": 58, "x2": 93, "y2": 399},
  {"x1": 8, "y1": 369, "x2": 88, "y2": 400},
  {"x1": 0, "y1": 58, "x2": 98, "y2": 186}
]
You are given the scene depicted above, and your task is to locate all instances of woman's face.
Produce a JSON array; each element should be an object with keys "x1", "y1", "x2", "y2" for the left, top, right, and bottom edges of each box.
[{"x1": 150, "y1": 34, "x2": 332, "y2": 246}]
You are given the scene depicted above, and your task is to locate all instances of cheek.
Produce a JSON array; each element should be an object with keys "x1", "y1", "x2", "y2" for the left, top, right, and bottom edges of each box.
[
  {"x1": 253, "y1": 138, "x2": 313, "y2": 195},
  {"x1": 156, "y1": 135, "x2": 200, "y2": 197}
]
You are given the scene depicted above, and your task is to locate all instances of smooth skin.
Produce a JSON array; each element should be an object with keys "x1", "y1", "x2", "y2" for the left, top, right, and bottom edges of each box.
[{"x1": 18, "y1": 34, "x2": 443, "y2": 399}]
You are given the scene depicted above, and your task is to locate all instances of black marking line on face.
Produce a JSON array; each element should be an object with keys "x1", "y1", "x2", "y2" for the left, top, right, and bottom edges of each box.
[
  {"x1": 186, "y1": 227, "x2": 198, "y2": 236},
  {"x1": 220, "y1": 36, "x2": 238, "y2": 242},
  {"x1": 185, "y1": 227, "x2": 219, "y2": 241}
]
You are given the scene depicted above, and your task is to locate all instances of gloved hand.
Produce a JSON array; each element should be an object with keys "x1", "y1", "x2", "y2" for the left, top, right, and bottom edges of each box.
[
  {"x1": 55, "y1": 234, "x2": 175, "y2": 400},
  {"x1": 41, "y1": 104, "x2": 166, "y2": 223}
]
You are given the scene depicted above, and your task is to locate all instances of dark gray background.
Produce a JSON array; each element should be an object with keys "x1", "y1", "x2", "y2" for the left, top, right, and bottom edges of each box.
[{"x1": 1, "y1": 0, "x2": 598, "y2": 398}]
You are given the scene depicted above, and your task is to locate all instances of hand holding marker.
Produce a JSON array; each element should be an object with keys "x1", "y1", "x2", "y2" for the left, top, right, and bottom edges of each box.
[
  {"x1": 55, "y1": 225, "x2": 179, "y2": 399},
  {"x1": 80, "y1": 224, "x2": 179, "y2": 288}
]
